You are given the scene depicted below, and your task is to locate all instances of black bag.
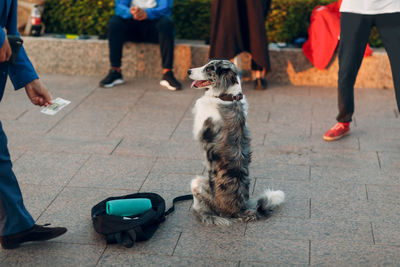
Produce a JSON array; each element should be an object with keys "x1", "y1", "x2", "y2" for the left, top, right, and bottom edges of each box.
[{"x1": 91, "y1": 192, "x2": 192, "y2": 248}]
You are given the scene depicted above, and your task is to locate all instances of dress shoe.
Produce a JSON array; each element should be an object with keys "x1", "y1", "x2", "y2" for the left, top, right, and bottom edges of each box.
[{"x1": 0, "y1": 224, "x2": 67, "y2": 249}]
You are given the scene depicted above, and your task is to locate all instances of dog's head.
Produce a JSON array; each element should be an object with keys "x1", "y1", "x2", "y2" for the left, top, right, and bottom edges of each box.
[{"x1": 187, "y1": 60, "x2": 239, "y2": 92}]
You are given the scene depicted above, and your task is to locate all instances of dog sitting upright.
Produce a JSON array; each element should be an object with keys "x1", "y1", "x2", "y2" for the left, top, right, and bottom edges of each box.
[{"x1": 188, "y1": 59, "x2": 285, "y2": 226}]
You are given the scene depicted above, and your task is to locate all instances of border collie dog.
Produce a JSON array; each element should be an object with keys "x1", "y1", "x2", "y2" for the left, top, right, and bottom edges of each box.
[{"x1": 188, "y1": 59, "x2": 285, "y2": 225}]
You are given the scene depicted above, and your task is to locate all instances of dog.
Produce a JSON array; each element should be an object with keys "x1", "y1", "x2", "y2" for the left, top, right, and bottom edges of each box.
[{"x1": 187, "y1": 59, "x2": 285, "y2": 226}]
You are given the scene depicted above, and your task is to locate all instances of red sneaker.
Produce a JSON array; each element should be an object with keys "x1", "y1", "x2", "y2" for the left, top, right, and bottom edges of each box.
[{"x1": 323, "y1": 122, "x2": 350, "y2": 141}]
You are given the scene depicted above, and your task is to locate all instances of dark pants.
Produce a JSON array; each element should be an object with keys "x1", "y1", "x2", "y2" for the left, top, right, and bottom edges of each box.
[
  {"x1": 337, "y1": 12, "x2": 400, "y2": 122},
  {"x1": 108, "y1": 15, "x2": 175, "y2": 69},
  {"x1": 0, "y1": 121, "x2": 34, "y2": 236}
]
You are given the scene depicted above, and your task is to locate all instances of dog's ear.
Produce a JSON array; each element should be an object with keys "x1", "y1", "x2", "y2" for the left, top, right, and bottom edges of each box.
[{"x1": 216, "y1": 67, "x2": 238, "y2": 89}]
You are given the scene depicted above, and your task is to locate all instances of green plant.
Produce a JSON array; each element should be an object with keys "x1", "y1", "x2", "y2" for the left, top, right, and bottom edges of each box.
[
  {"x1": 172, "y1": 0, "x2": 212, "y2": 41},
  {"x1": 43, "y1": 0, "x2": 115, "y2": 36}
]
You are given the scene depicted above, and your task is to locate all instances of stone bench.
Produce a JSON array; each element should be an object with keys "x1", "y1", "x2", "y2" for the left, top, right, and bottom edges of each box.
[{"x1": 23, "y1": 37, "x2": 393, "y2": 89}]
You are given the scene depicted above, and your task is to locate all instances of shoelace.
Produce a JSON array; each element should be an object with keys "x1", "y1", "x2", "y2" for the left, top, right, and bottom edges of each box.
[{"x1": 332, "y1": 123, "x2": 345, "y2": 131}]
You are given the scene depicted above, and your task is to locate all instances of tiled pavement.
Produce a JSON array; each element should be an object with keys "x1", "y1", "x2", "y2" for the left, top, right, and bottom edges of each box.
[{"x1": 0, "y1": 74, "x2": 399, "y2": 266}]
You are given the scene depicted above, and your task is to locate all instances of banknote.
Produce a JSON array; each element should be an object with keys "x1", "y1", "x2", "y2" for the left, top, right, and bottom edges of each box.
[{"x1": 40, "y1": 97, "x2": 71, "y2": 115}]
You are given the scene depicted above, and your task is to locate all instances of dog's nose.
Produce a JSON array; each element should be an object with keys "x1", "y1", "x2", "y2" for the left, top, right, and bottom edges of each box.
[{"x1": 187, "y1": 69, "x2": 192, "y2": 75}]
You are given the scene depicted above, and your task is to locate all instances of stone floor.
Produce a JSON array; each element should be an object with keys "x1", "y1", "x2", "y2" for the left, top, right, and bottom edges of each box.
[{"x1": 0, "y1": 74, "x2": 399, "y2": 266}]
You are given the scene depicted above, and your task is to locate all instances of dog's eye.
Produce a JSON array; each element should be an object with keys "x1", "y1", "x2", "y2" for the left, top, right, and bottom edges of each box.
[{"x1": 206, "y1": 66, "x2": 215, "y2": 72}]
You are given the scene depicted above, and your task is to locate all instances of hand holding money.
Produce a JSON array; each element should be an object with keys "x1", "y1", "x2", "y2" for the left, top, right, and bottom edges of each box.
[{"x1": 25, "y1": 79, "x2": 52, "y2": 106}]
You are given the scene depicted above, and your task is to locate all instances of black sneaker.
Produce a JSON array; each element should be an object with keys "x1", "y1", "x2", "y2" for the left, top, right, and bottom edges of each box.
[
  {"x1": 160, "y1": 71, "x2": 182, "y2": 91},
  {"x1": 1, "y1": 224, "x2": 67, "y2": 249},
  {"x1": 100, "y1": 69, "x2": 124, "y2": 88}
]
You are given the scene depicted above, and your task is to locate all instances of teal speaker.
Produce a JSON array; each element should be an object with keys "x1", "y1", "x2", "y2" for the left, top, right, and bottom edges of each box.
[{"x1": 106, "y1": 198, "x2": 152, "y2": 217}]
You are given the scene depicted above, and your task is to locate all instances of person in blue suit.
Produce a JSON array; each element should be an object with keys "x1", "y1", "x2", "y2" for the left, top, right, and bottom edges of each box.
[{"x1": 0, "y1": 0, "x2": 67, "y2": 249}]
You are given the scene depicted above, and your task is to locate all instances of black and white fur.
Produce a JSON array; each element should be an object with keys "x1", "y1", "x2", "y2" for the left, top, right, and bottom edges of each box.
[{"x1": 188, "y1": 60, "x2": 285, "y2": 226}]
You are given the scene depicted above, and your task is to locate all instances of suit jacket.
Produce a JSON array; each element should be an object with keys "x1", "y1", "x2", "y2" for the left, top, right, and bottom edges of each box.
[{"x1": 0, "y1": 0, "x2": 38, "y2": 101}]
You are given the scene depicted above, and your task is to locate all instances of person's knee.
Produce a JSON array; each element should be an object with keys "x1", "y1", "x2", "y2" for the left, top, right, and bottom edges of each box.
[
  {"x1": 157, "y1": 17, "x2": 174, "y2": 35},
  {"x1": 109, "y1": 15, "x2": 124, "y2": 31}
]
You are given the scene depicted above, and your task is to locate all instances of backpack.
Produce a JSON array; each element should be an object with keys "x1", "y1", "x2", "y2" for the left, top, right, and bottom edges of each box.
[{"x1": 91, "y1": 192, "x2": 193, "y2": 248}]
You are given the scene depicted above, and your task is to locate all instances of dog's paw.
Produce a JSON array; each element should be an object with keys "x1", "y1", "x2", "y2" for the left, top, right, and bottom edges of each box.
[
  {"x1": 265, "y1": 189, "x2": 285, "y2": 206},
  {"x1": 190, "y1": 178, "x2": 201, "y2": 196},
  {"x1": 213, "y1": 216, "x2": 232, "y2": 226},
  {"x1": 201, "y1": 215, "x2": 231, "y2": 226}
]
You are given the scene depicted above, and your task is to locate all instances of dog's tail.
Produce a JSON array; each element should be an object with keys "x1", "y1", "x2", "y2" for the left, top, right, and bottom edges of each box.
[{"x1": 251, "y1": 189, "x2": 285, "y2": 216}]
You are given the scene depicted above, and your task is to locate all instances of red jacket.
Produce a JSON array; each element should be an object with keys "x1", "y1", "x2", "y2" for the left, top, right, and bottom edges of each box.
[{"x1": 302, "y1": 1, "x2": 372, "y2": 70}]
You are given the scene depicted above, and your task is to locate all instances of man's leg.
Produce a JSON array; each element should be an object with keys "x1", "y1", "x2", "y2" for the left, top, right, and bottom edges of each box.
[
  {"x1": 376, "y1": 12, "x2": 400, "y2": 113},
  {"x1": 0, "y1": 121, "x2": 67, "y2": 249},
  {"x1": 323, "y1": 13, "x2": 373, "y2": 141},
  {"x1": 0, "y1": 121, "x2": 34, "y2": 237},
  {"x1": 155, "y1": 17, "x2": 182, "y2": 90},
  {"x1": 100, "y1": 15, "x2": 127, "y2": 87},
  {"x1": 155, "y1": 16, "x2": 174, "y2": 70},
  {"x1": 336, "y1": 13, "x2": 373, "y2": 123}
]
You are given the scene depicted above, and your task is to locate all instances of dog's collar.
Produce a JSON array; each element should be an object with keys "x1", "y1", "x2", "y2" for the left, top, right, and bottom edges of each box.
[{"x1": 217, "y1": 93, "x2": 243, "y2": 102}]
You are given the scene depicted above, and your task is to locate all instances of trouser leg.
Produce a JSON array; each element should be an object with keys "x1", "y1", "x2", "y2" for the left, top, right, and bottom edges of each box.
[
  {"x1": 155, "y1": 17, "x2": 175, "y2": 69},
  {"x1": 0, "y1": 121, "x2": 34, "y2": 237},
  {"x1": 375, "y1": 12, "x2": 400, "y2": 112},
  {"x1": 336, "y1": 13, "x2": 373, "y2": 122},
  {"x1": 108, "y1": 15, "x2": 127, "y2": 68}
]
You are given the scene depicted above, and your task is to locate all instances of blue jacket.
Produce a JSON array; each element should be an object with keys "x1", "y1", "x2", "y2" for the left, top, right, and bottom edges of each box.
[
  {"x1": 0, "y1": 0, "x2": 38, "y2": 101},
  {"x1": 115, "y1": 0, "x2": 173, "y2": 20}
]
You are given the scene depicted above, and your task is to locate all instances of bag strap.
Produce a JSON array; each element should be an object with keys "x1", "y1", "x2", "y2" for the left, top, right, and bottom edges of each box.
[
  {"x1": 165, "y1": 194, "x2": 193, "y2": 216},
  {"x1": 114, "y1": 230, "x2": 137, "y2": 248}
]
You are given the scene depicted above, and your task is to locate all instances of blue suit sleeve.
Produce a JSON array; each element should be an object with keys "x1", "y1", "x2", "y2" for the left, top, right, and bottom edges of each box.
[
  {"x1": 146, "y1": 0, "x2": 172, "y2": 20},
  {"x1": 6, "y1": 0, "x2": 38, "y2": 90},
  {"x1": 115, "y1": 0, "x2": 132, "y2": 19},
  {"x1": 0, "y1": 29, "x2": 5, "y2": 49}
]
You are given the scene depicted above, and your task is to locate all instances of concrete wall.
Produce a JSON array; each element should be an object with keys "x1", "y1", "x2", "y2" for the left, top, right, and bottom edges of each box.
[{"x1": 23, "y1": 37, "x2": 394, "y2": 89}]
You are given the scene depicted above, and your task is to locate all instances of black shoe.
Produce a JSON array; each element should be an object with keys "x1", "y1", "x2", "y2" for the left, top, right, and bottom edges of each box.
[
  {"x1": 160, "y1": 71, "x2": 182, "y2": 91},
  {"x1": 100, "y1": 69, "x2": 124, "y2": 88},
  {"x1": 0, "y1": 224, "x2": 67, "y2": 249},
  {"x1": 254, "y1": 78, "x2": 268, "y2": 90}
]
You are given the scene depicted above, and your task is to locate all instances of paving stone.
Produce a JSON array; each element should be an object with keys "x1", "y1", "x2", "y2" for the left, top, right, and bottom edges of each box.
[
  {"x1": 253, "y1": 145, "x2": 311, "y2": 166},
  {"x1": 151, "y1": 157, "x2": 204, "y2": 174},
  {"x1": 366, "y1": 184, "x2": 400, "y2": 204},
  {"x1": 311, "y1": 199, "x2": 371, "y2": 221},
  {"x1": 359, "y1": 134, "x2": 400, "y2": 152},
  {"x1": 68, "y1": 154, "x2": 155, "y2": 190},
  {"x1": 36, "y1": 186, "x2": 134, "y2": 245},
  {"x1": 311, "y1": 165, "x2": 388, "y2": 184},
  {"x1": 109, "y1": 90, "x2": 194, "y2": 139},
  {"x1": 48, "y1": 105, "x2": 129, "y2": 137},
  {"x1": 12, "y1": 151, "x2": 89, "y2": 187},
  {"x1": 8, "y1": 148, "x2": 25, "y2": 161},
  {"x1": 369, "y1": 200, "x2": 400, "y2": 221},
  {"x1": 19, "y1": 184, "x2": 61, "y2": 220},
  {"x1": 141, "y1": 173, "x2": 197, "y2": 192},
  {"x1": 250, "y1": 162, "x2": 309, "y2": 181},
  {"x1": 372, "y1": 219, "x2": 400, "y2": 246},
  {"x1": 378, "y1": 151, "x2": 400, "y2": 175},
  {"x1": 245, "y1": 217, "x2": 372, "y2": 244},
  {"x1": 174, "y1": 232, "x2": 309, "y2": 264},
  {"x1": 98, "y1": 253, "x2": 238, "y2": 267},
  {"x1": 240, "y1": 261, "x2": 307, "y2": 267},
  {"x1": 114, "y1": 137, "x2": 203, "y2": 159},
  {"x1": 311, "y1": 240, "x2": 400, "y2": 265},
  {"x1": 310, "y1": 181, "x2": 367, "y2": 202},
  {"x1": 310, "y1": 150, "x2": 379, "y2": 169},
  {"x1": 0, "y1": 242, "x2": 104, "y2": 267},
  {"x1": 82, "y1": 86, "x2": 146, "y2": 109}
]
